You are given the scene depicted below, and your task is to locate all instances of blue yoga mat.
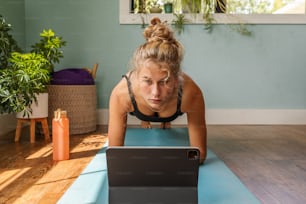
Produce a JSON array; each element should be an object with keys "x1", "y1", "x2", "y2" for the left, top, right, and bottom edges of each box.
[{"x1": 58, "y1": 128, "x2": 260, "y2": 204}]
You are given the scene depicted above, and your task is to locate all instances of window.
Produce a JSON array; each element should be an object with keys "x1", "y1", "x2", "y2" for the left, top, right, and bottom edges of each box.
[
  {"x1": 120, "y1": 0, "x2": 306, "y2": 24},
  {"x1": 227, "y1": 0, "x2": 305, "y2": 14}
]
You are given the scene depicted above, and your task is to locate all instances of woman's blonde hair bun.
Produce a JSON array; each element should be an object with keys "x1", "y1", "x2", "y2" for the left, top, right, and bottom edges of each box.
[
  {"x1": 131, "y1": 17, "x2": 183, "y2": 77},
  {"x1": 144, "y1": 17, "x2": 174, "y2": 43}
]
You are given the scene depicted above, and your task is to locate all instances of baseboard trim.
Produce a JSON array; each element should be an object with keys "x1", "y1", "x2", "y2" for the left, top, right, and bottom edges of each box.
[
  {"x1": 96, "y1": 109, "x2": 306, "y2": 125},
  {"x1": 2, "y1": 109, "x2": 305, "y2": 137}
]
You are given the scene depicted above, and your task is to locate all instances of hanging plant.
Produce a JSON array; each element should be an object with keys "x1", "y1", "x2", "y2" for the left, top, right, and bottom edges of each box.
[
  {"x1": 181, "y1": 0, "x2": 251, "y2": 35},
  {"x1": 172, "y1": 13, "x2": 189, "y2": 35},
  {"x1": 133, "y1": 0, "x2": 251, "y2": 36}
]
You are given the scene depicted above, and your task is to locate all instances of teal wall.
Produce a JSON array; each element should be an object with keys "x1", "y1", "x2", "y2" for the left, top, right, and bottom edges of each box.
[
  {"x1": 1, "y1": 0, "x2": 306, "y2": 109},
  {"x1": 0, "y1": 0, "x2": 25, "y2": 48}
]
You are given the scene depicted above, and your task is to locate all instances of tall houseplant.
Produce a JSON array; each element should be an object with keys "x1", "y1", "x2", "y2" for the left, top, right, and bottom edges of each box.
[
  {"x1": 0, "y1": 52, "x2": 50, "y2": 116},
  {"x1": 31, "y1": 29, "x2": 66, "y2": 73},
  {"x1": 0, "y1": 16, "x2": 66, "y2": 117},
  {"x1": 0, "y1": 15, "x2": 21, "y2": 69}
]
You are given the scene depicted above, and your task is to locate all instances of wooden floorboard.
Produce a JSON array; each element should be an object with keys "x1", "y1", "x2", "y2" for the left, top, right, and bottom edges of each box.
[
  {"x1": 0, "y1": 125, "x2": 306, "y2": 204},
  {"x1": 0, "y1": 126, "x2": 107, "y2": 204},
  {"x1": 207, "y1": 125, "x2": 306, "y2": 204}
]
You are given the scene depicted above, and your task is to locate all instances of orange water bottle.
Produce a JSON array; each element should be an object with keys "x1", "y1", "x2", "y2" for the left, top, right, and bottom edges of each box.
[{"x1": 52, "y1": 109, "x2": 70, "y2": 161}]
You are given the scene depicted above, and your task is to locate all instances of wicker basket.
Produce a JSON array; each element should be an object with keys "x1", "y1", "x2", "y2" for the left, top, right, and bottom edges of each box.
[{"x1": 47, "y1": 85, "x2": 97, "y2": 135}]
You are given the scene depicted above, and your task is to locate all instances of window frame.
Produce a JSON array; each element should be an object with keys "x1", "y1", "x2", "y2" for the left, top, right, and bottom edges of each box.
[{"x1": 119, "y1": 0, "x2": 306, "y2": 24}]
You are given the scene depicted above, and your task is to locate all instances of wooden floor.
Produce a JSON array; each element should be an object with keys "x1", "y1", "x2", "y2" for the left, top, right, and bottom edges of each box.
[
  {"x1": 207, "y1": 125, "x2": 306, "y2": 204},
  {"x1": 0, "y1": 125, "x2": 306, "y2": 204}
]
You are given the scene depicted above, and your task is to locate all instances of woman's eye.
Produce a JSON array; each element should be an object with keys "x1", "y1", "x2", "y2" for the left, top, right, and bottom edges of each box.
[
  {"x1": 159, "y1": 79, "x2": 169, "y2": 86},
  {"x1": 143, "y1": 80, "x2": 152, "y2": 85},
  {"x1": 158, "y1": 81, "x2": 165, "y2": 86}
]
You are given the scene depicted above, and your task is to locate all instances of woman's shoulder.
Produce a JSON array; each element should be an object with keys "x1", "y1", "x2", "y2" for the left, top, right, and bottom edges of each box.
[
  {"x1": 181, "y1": 72, "x2": 202, "y2": 93},
  {"x1": 180, "y1": 72, "x2": 204, "y2": 111},
  {"x1": 110, "y1": 75, "x2": 132, "y2": 108}
]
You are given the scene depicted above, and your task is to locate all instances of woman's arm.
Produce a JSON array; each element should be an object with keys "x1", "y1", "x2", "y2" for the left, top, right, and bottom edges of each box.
[
  {"x1": 182, "y1": 74, "x2": 207, "y2": 164},
  {"x1": 187, "y1": 92, "x2": 207, "y2": 164},
  {"x1": 108, "y1": 82, "x2": 129, "y2": 146}
]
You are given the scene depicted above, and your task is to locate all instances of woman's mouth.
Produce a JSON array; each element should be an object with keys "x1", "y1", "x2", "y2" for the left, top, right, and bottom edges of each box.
[{"x1": 149, "y1": 99, "x2": 161, "y2": 104}]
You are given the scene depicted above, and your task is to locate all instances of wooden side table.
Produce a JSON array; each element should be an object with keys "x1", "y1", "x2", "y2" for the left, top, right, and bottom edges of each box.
[{"x1": 15, "y1": 118, "x2": 50, "y2": 143}]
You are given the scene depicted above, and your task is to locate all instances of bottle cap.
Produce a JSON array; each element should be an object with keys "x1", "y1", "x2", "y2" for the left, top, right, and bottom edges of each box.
[
  {"x1": 61, "y1": 110, "x2": 67, "y2": 117},
  {"x1": 54, "y1": 108, "x2": 67, "y2": 119}
]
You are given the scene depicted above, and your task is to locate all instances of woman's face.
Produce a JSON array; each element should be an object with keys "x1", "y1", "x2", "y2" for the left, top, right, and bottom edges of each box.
[{"x1": 137, "y1": 60, "x2": 178, "y2": 112}]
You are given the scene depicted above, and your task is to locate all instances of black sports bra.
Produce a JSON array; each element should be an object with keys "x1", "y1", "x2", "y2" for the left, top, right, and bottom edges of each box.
[{"x1": 122, "y1": 74, "x2": 184, "y2": 123}]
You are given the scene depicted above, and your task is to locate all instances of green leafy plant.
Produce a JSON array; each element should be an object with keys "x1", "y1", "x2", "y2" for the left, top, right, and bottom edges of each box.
[
  {"x1": 134, "y1": 0, "x2": 147, "y2": 13},
  {"x1": 147, "y1": 0, "x2": 161, "y2": 8},
  {"x1": 182, "y1": 0, "x2": 251, "y2": 35},
  {"x1": 0, "y1": 16, "x2": 66, "y2": 116},
  {"x1": 31, "y1": 29, "x2": 66, "y2": 73},
  {"x1": 0, "y1": 15, "x2": 21, "y2": 69},
  {"x1": 201, "y1": 0, "x2": 215, "y2": 33},
  {"x1": 0, "y1": 52, "x2": 50, "y2": 116},
  {"x1": 181, "y1": 0, "x2": 202, "y2": 13},
  {"x1": 172, "y1": 13, "x2": 189, "y2": 35},
  {"x1": 146, "y1": 0, "x2": 163, "y2": 13},
  {"x1": 133, "y1": 0, "x2": 251, "y2": 36}
]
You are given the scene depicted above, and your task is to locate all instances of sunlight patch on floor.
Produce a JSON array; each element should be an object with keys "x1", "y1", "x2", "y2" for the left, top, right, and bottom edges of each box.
[
  {"x1": 0, "y1": 168, "x2": 31, "y2": 191},
  {"x1": 25, "y1": 144, "x2": 53, "y2": 160}
]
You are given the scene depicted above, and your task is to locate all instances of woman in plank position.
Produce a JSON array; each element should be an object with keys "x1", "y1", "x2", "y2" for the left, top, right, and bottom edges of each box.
[{"x1": 108, "y1": 17, "x2": 207, "y2": 163}]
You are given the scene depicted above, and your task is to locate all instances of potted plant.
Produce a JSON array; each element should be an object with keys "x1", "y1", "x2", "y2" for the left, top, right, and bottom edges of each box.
[
  {"x1": 163, "y1": 0, "x2": 173, "y2": 13},
  {"x1": 0, "y1": 16, "x2": 66, "y2": 117},
  {"x1": 18, "y1": 29, "x2": 66, "y2": 118},
  {"x1": 146, "y1": 0, "x2": 163, "y2": 13},
  {"x1": 0, "y1": 52, "x2": 50, "y2": 117},
  {"x1": 133, "y1": 0, "x2": 251, "y2": 35}
]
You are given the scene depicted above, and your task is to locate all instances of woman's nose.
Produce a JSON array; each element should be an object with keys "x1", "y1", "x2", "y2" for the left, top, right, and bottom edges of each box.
[{"x1": 151, "y1": 83, "x2": 160, "y2": 97}]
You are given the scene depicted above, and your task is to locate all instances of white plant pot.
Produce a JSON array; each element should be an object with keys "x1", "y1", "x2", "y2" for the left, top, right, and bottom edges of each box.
[{"x1": 16, "y1": 93, "x2": 49, "y2": 119}]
